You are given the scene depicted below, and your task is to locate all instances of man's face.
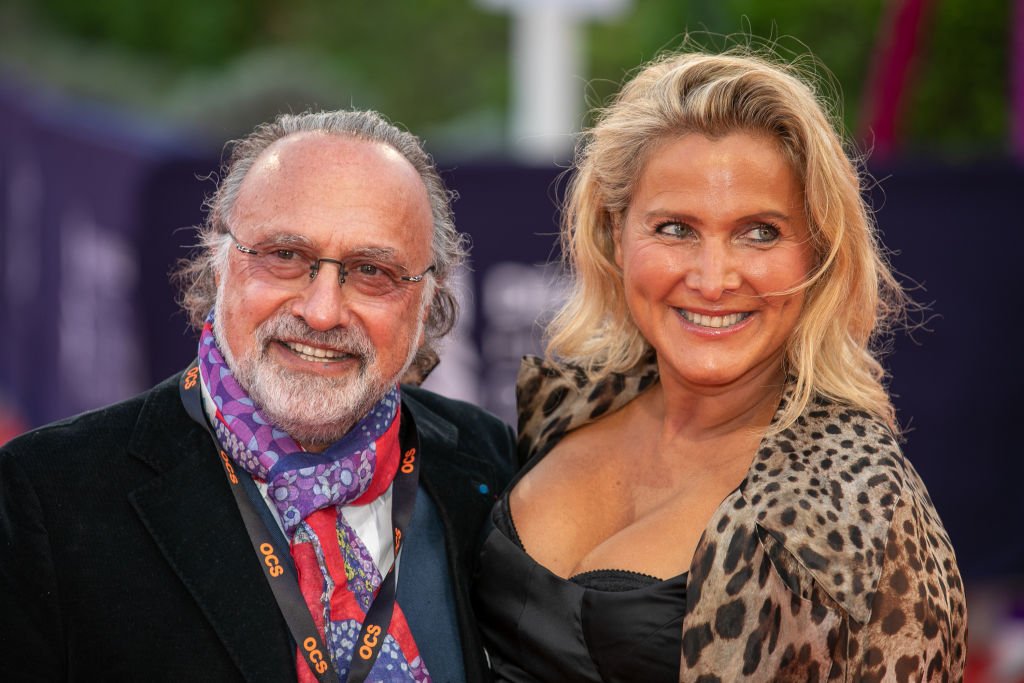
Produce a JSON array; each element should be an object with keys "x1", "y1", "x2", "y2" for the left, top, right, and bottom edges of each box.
[{"x1": 213, "y1": 132, "x2": 435, "y2": 449}]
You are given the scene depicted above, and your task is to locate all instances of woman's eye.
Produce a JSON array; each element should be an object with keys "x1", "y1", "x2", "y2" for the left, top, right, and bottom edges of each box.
[
  {"x1": 747, "y1": 225, "x2": 780, "y2": 243},
  {"x1": 655, "y1": 222, "x2": 693, "y2": 238}
]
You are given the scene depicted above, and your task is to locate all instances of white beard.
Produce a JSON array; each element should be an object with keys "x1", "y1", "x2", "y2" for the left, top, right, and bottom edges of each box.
[{"x1": 213, "y1": 304, "x2": 423, "y2": 450}]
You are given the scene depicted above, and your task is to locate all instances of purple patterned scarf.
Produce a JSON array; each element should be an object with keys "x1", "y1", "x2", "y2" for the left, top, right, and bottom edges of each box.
[{"x1": 196, "y1": 316, "x2": 399, "y2": 535}]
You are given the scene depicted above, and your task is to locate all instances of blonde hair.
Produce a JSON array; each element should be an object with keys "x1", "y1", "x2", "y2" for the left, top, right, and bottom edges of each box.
[{"x1": 547, "y1": 47, "x2": 907, "y2": 433}]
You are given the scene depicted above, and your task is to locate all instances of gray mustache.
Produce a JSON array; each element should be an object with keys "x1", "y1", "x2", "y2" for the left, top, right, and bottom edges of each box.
[{"x1": 255, "y1": 315, "x2": 375, "y2": 360}]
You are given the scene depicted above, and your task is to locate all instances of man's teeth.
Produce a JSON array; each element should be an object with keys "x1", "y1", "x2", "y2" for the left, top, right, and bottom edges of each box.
[
  {"x1": 679, "y1": 310, "x2": 750, "y2": 328},
  {"x1": 284, "y1": 341, "x2": 348, "y2": 361}
]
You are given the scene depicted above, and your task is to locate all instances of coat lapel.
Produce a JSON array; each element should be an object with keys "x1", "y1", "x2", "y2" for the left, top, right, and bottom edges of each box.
[
  {"x1": 127, "y1": 375, "x2": 294, "y2": 683},
  {"x1": 738, "y1": 392, "x2": 902, "y2": 624},
  {"x1": 679, "y1": 391, "x2": 906, "y2": 679},
  {"x1": 404, "y1": 390, "x2": 500, "y2": 562},
  {"x1": 681, "y1": 488, "x2": 843, "y2": 681},
  {"x1": 402, "y1": 389, "x2": 504, "y2": 683}
]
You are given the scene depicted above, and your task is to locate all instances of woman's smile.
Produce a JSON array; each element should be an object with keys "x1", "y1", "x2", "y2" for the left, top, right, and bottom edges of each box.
[{"x1": 675, "y1": 308, "x2": 753, "y2": 330}]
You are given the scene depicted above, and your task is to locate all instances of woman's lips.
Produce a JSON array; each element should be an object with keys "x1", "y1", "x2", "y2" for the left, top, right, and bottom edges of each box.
[{"x1": 676, "y1": 309, "x2": 752, "y2": 329}]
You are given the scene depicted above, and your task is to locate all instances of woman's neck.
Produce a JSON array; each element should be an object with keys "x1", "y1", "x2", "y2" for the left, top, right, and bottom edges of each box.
[{"x1": 649, "y1": 362, "x2": 788, "y2": 443}]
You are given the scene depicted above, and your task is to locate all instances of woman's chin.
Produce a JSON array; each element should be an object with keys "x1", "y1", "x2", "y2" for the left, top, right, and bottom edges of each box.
[{"x1": 655, "y1": 354, "x2": 784, "y2": 392}]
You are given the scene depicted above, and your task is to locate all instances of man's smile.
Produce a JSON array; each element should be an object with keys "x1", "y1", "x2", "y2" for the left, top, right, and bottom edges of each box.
[{"x1": 277, "y1": 340, "x2": 355, "y2": 363}]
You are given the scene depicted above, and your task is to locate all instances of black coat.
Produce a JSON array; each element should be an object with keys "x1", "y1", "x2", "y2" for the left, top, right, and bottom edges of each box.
[{"x1": 0, "y1": 371, "x2": 516, "y2": 682}]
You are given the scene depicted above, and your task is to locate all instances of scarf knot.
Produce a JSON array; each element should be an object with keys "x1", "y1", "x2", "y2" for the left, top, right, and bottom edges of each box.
[{"x1": 197, "y1": 317, "x2": 399, "y2": 534}]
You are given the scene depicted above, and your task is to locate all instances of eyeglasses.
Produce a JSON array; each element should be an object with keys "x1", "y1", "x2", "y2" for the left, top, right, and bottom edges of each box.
[{"x1": 228, "y1": 232, "x2": 435, "y2": 298}]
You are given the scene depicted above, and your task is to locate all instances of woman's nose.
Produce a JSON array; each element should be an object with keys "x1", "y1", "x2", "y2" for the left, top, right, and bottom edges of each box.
[{"x1": 683, "y1": 245, "x2": 742, "y2": 301}]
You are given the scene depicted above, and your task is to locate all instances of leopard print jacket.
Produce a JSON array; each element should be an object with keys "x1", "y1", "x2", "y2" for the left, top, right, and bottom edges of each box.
[{"x1": 517, "y1": 356, "x2": 967, "y2": 682}]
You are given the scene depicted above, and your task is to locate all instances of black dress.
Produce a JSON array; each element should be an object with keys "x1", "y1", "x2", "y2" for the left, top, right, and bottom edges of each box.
[{"x1": 473, "y1": 495, "x2": 687, "y2": 682}]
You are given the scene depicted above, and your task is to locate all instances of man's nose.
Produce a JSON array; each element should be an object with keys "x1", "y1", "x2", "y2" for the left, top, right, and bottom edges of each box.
[
  {"x1": 290, "y1": 261, "x2": 352, "y2": 331},
  {"x1": 683, "y1": 244, "x2": 742, "y2": 301}
]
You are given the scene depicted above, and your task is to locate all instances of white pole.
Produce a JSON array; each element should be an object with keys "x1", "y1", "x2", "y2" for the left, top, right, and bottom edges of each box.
[
  {"x1": 477, "y1": 0, "x2": 632, "y2": 164},
  {"x1": 510, "y1": 5, "x2": 581, "y2": 163}
]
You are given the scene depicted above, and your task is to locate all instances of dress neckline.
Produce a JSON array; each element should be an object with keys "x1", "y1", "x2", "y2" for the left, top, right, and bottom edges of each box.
[{"x1": 494, "y1": 494, "x2": 688, "y2": 590}]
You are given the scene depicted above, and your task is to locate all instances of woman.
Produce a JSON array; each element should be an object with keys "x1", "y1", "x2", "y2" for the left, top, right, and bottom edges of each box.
[{"x1": 473, "y1": 48, "x2": 966, "y2": 681}]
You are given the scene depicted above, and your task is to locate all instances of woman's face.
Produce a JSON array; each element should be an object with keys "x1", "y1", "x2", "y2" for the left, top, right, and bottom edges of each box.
[{"x1": 615, "y1": 132, "x2": 814, "y2": 392}]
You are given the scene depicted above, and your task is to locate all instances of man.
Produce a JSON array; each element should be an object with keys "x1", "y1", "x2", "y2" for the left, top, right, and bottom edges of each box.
[{"x1": 0, "y1": 110, "x2": 516, "y2": 682}]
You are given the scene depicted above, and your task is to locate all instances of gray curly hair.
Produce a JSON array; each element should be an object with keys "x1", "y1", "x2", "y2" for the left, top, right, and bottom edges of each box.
[{"x1": 174, "y1": 109, "x2": 467, "y2": 373}]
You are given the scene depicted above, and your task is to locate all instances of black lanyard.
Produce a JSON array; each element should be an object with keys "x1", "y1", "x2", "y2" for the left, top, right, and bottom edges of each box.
[{"x1": 179, "y1": 360, "x2": 421, "y2": 683}]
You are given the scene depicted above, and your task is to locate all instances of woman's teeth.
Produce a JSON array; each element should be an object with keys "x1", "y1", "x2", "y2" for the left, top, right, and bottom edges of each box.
[
  {"x1": 284, "y1": 341, "x2": 347, "y2": 362},
  {"x1": 679, "y1": 310, "x2": 751, "y2": 329}
]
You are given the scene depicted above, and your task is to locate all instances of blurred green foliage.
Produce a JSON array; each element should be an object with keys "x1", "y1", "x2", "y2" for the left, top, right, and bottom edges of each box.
[
  {"x1": 904, "y1": 0, "x2": 1010, "y2": 155},
  {"x1": 0, "y1": 0, "x2": 1010, "y2": 157},
  {"x1": 587, "y1": 0, "x2": 886, "y2": 135},
  {"x1": 30, "y1": 0, "x2": 261, "y2": 66}
]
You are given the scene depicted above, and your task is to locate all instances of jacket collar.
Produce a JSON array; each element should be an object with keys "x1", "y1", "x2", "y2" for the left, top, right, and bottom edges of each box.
[
  {"x1": 400, "y1": 387, "x2": 501, "y2": 561},
  {"x1": 517, "y1": 356, "x2": 904, "y2": 624},
  {"x1": 126, "y1": 373, "x2": 296, "y2": 682}
]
